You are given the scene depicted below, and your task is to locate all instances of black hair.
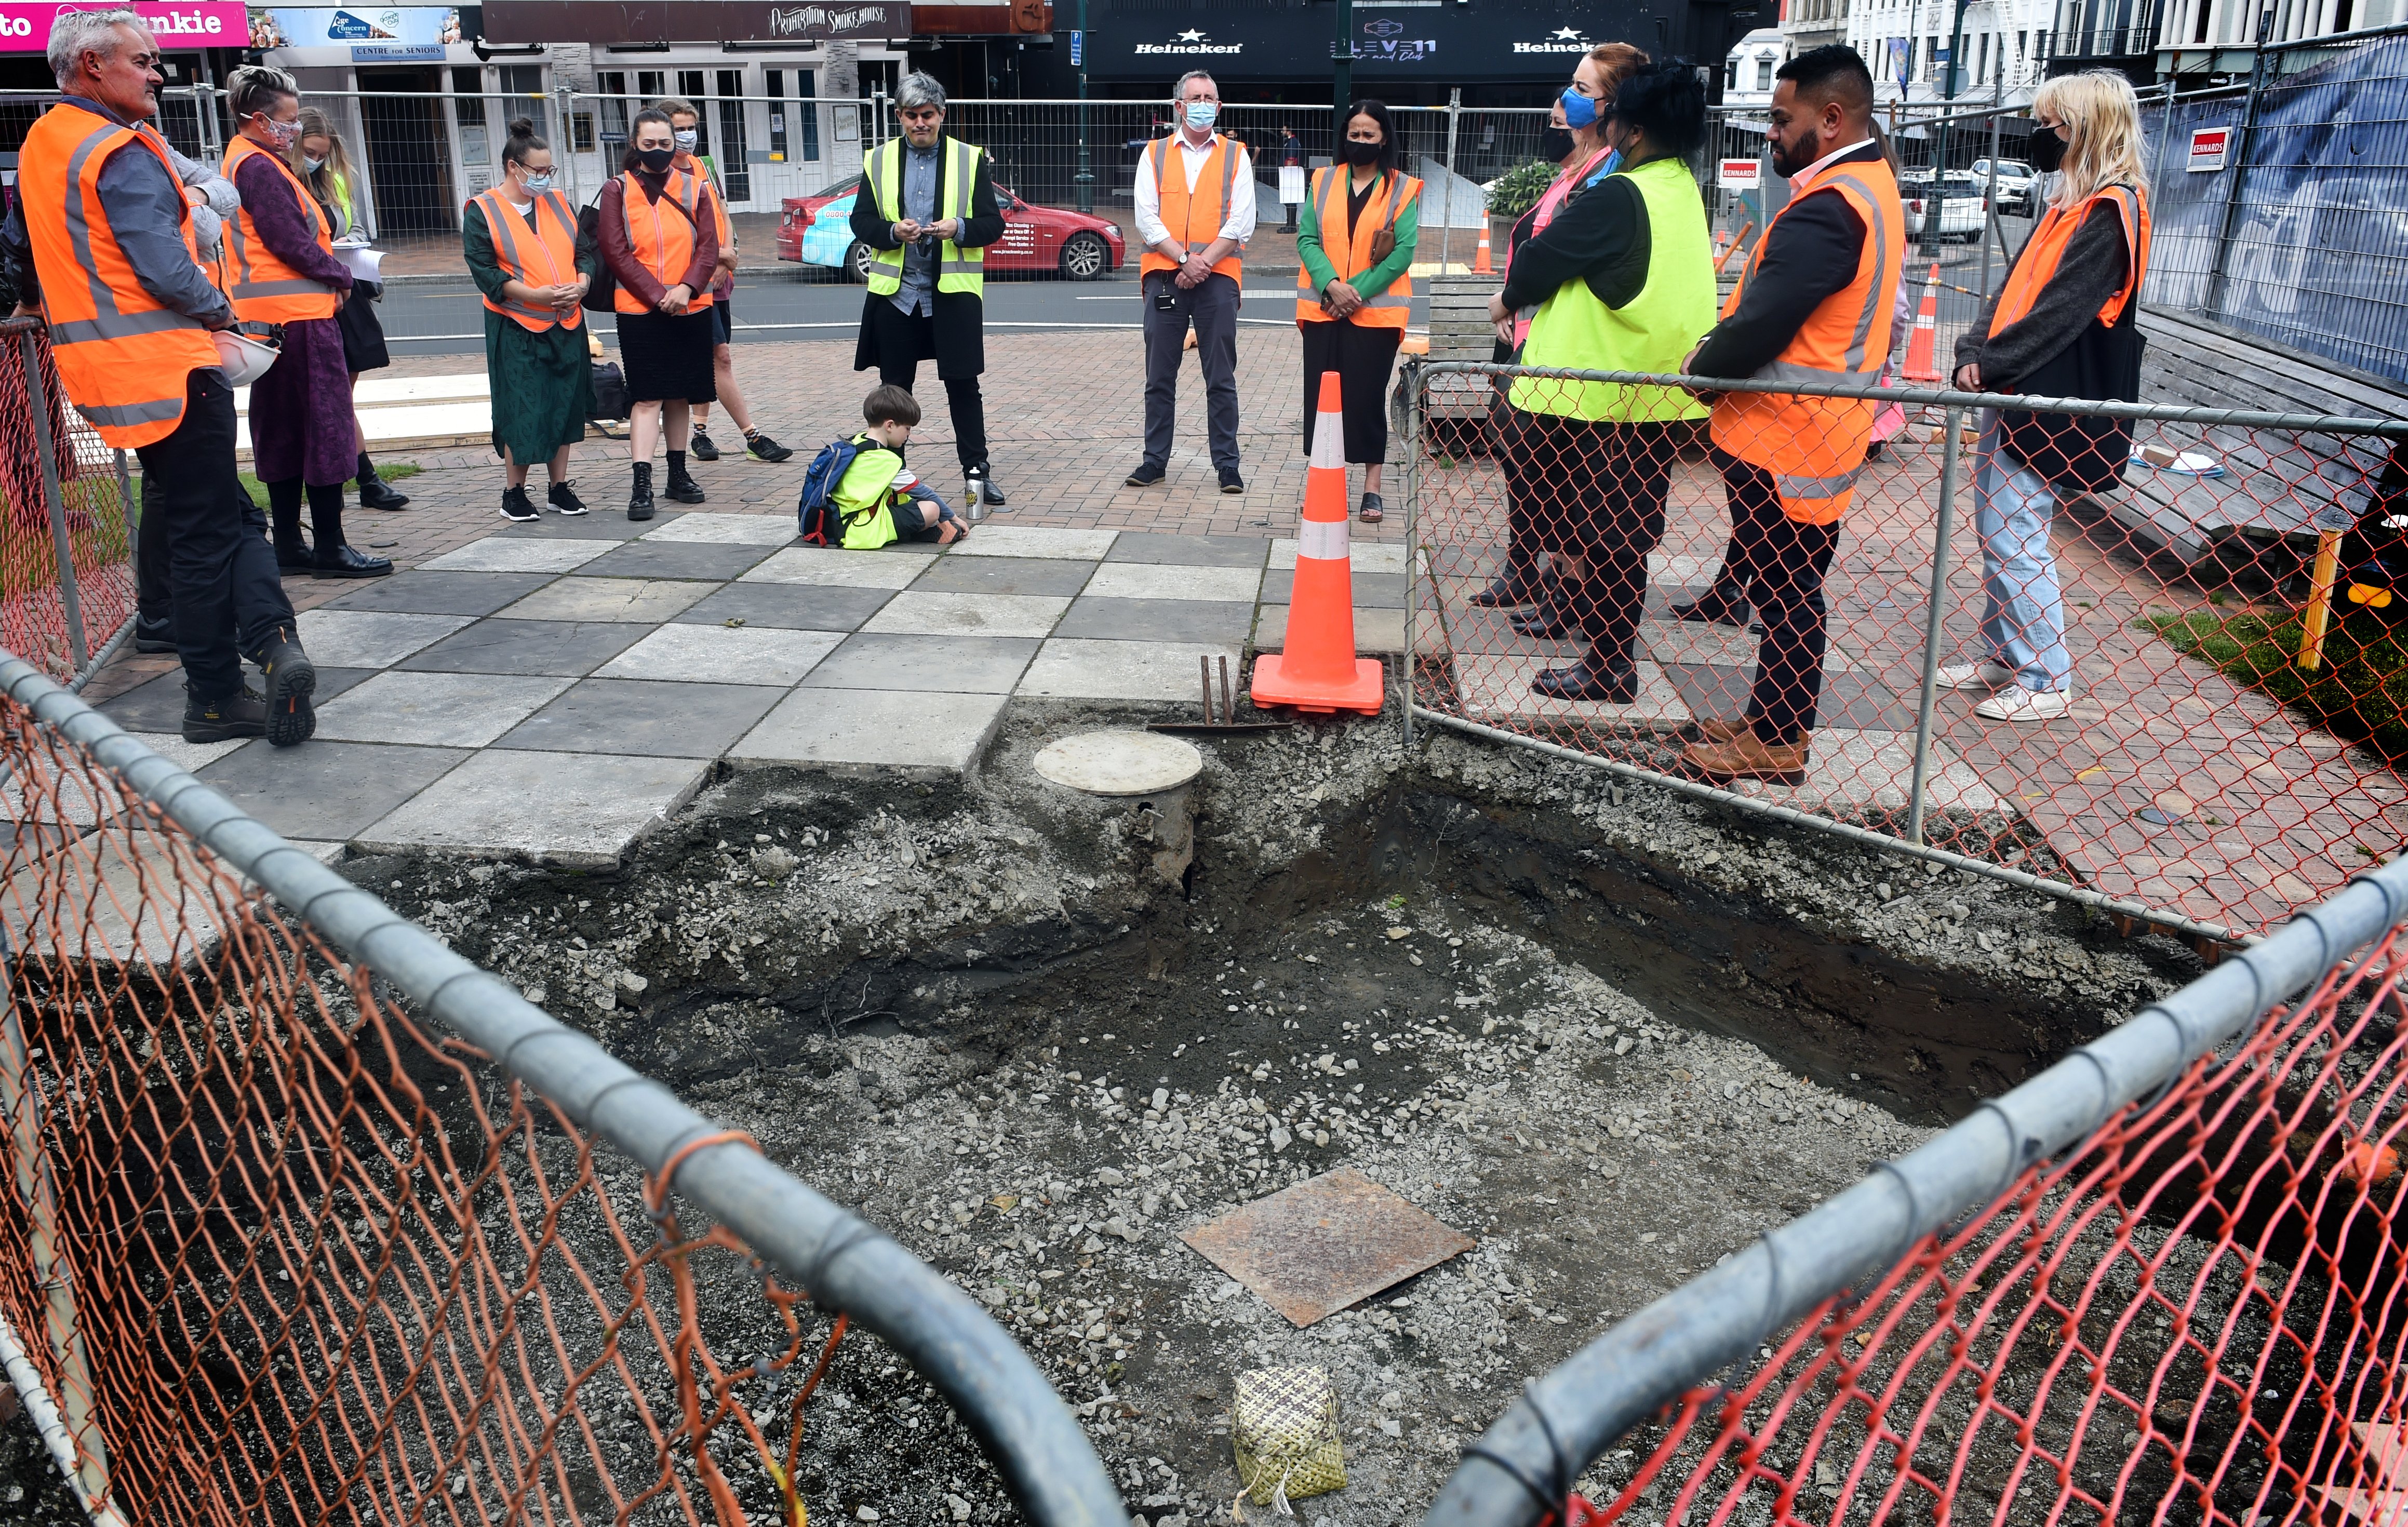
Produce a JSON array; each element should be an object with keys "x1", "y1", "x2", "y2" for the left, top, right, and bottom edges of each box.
[
  {"x1": 1609, "y1": 61, "x2": 1708, "y2": 160},
  {"x1": 1343, "y1": 99, "x2": 1399, "y2": 175},
  {"x1": 503, "y1": 115, "x2": 549, "y2": 169},
  {"x1": 1776, "y1": 43, "x2": 1875, "y2": 117},
  {"x1": 620, "y1": 107, "x2": 675, "y2": 171}
]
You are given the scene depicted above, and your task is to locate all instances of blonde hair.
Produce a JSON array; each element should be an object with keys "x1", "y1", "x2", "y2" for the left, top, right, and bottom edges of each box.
[
  {"x1": 2033, "y1": 70, "x2": 2149, "y2": 208},
  {"x1": 290, "y1": 106, "x2": 358, "y2": 226}
]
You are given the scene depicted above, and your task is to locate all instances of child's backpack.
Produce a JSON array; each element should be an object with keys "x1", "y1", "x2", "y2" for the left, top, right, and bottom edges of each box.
[{"x1": 796, "y1": 438, "x2": 863, "y2": 545}]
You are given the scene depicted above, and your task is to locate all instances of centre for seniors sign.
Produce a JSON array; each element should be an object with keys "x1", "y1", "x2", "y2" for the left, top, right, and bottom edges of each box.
[{"x1": 0, "y1": 1, "x2": 247, "y2": 48}]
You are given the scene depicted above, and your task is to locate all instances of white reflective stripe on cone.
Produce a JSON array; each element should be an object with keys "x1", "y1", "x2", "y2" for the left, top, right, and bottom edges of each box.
[
  {"x1": 1308, "y1": 412, "x2": 1346, "y2": 470},
  {"x1": 1297, "y1": 517, "x2": 1349, "y2": 561}
]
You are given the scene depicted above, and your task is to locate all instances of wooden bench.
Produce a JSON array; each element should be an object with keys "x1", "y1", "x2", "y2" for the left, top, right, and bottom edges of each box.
[
  {"x1": 1422, "y1": 273, "x2": 1502, "y2": 457},
  {"x1": 2079, "y1": 308, "x2": 2408, "y2": 570}
]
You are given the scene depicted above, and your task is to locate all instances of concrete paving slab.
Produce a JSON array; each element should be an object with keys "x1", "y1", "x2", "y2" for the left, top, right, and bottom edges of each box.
[
  {"x1": 356, "y1": 749, "x2": 708, "y2": 866},
  {"x1": 1055, "y1": 597, "x2": 1254, "y2": 644},
  {"x1": 1019, "y1": 638, "x2": 1245, "y2": 702},
  {"x1": 1261, "y1": 570, "x2": 1407, "y2": 608},
  {"x1": 1719, "y1": 729, "x2": 2002, "y2": 813},
  {"x1": 397, "y1": 618, "x2": 649, "y2": 677},
  {"x1": 864, "y1": 591, "x2": 1072, "y2": 639},
  {"x1": 295, "y1": 610, "x2": 475, "y2": 668},
  {"x1": 1455, "y1": 654, "x2": 1690, "y2": 728},
  {"x1": 321, "y1": 571, "x2": 558, "y2": 618},
  {"x1": 3, "y1": 822, "x2": 222, "y2": 965},
  {"x1": 313, "y1": 671, "x2": 576, "y2": 747},
  {"x1": 1085, "y1": 562, "x2": 1262, "y2": 603},
  {"x1": 733, "y1": 687, "x2": 1009, "y2": 775},
  {"x1": 1104, "y1": 532, "x2": 1271, "y2": 568},
  {"x1": 195, "y1": 740, "x2": 470, "y2": 841},
  {"x1": 1270, "y1": 539, "x2": 1409, "y2": 575},
  {"x1": 494, "y1": 511, "x2": 672, "y2": 540},
  {"x1": 950, "y1": 526, "x2": 1118, "y2": 560},
  {"x1": 95, "y1": 667, "x2": 372, "y2": 733},
  {"x1": 579, "y1": 539, "x2": 783, "y2": 582},
  {"x1": 673, "y1": 581, "x2": 894, "y2": 632},
  {"x1": 1253, "y1": 605, "x2": 1409, "y2": 655},
  {"x1": 1642, "y1": 618, "x2": 1857, "y2": 674},
  {"x1": 743, "y1": 547, "x2": 937, "y2": 588},
  {"x1": 598, "y1": 624, "x2": 843, "y2": 687},
  {"x1": 637, "y1": 511, "x2": 800, "y2": 545},
  {"x1": 498, "y1": 678, "x2": 788, "y2": 757},
  {"x1": 495, "y1": 577, "x2": 717, "y2": 624},
  {"x1": 802, "y1": 633, "x2": 1039, "y2": 694},
  {"x1": 907, "y1": 555, "x2": 1099, "y2": 598},
  {"x1": 420, "y1": 536, "x2": 616, "y2": 574},
  {"x1": 121, "y1": 732, "x2": 253, "y2": 773}
]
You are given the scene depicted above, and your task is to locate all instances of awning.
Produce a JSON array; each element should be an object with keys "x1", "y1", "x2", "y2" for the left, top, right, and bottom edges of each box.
[{"x1": 481, "y1": 0, "x2": 906, "y2": 45}]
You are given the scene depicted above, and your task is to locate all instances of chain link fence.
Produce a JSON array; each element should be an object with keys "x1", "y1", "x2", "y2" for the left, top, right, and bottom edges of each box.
[
  {"x1": 1424, "y1": 840, "x2": 2408, "y2": 1527},
  {"x1": 0, "y1": 319, "x2": 135, "y2": 691},
  {"x1": 0, "y1": 654, "x2": 1123, "y2": 1526},
  {"x1": 1402, "y1": 361, "x2": 2408, "y2": 944}
]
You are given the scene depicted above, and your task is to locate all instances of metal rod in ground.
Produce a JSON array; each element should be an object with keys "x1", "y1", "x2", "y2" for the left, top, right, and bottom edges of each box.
[
  {"x1": 22, "y1": 332, "x2": 85, "y2": 671},
  {"x1": 1202, "y1": 653, "x2": 1213, "y2": 724},
  {"x1": 1907, "y1": 404, "x2": 1968, "y2": 846}
]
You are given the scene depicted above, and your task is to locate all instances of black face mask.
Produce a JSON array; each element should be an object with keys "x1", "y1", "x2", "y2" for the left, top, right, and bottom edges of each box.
[
  {"x1": 1540, "y1": 125, "x2": 1577, "y2": 164},
  {"x1": 635, "y1": 146, "x2": 676, "y2": 173},
  {"x1": 1342, "y1": 138, "x2": 1384, "y2": 167},
  {"x1": 2027, "y1": 124, "x2": 2065, "y2": 173}
]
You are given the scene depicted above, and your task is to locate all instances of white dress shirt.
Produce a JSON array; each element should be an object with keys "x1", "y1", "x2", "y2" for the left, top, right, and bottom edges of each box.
[
  {"x1": 1132, "y1": 130, "x2": 1257, "y2": 254},
  {"x1": 1791, "y1": 137, "x2": 1879, "y2": 190}
]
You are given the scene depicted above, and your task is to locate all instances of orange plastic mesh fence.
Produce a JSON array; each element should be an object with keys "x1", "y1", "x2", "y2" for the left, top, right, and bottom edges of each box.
[
  {"x1": 1407, "y1": 363, "x2": 2408, "y2": 939},
  {"x1": 0, "y1": 326, "x2": 133, "y2": 684},
  {"x1": 1556, "y1": 898, "x2": 2408, "y2": 1527},
  {"x1": 0, "y1": 691, "x2": 849, "y2": 1524}
]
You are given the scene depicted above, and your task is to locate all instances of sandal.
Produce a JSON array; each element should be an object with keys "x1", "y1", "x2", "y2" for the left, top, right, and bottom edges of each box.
[{"x1": 1358, "y1": 491, "x2": 1385, "y2": 524}]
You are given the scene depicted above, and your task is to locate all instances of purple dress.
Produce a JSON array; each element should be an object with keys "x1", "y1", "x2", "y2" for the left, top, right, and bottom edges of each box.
[{"x1": 233, "y1": 153, "x2": 356, "y2": 487}]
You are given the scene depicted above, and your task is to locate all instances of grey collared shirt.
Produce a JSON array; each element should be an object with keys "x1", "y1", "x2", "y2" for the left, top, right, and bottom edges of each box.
[{"x1": 890, "y1": 140, "x2": 942, "y2": 317}]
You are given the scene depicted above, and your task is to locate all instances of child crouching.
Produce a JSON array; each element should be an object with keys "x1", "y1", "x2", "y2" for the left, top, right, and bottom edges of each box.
[{"x1": 832, "y1": 385, "x2": 967, "y2": 548}]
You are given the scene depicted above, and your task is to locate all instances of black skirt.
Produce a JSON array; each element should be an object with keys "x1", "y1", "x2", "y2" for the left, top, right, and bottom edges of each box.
[
  {"x1": 337, "y1": 285, "x2": 391, "y2": 373},
  {"x1": 615, "y1": 307, "x2": 719, "y2": 404},
  {"x1": 1298, "y1": 319, "x2": 1403, "y2": 465}
]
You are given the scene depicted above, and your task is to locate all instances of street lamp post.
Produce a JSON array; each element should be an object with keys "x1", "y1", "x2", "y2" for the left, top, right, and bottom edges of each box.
[{"x1": 1073, "y1": 0, "x2": 1094, "y2": 212}]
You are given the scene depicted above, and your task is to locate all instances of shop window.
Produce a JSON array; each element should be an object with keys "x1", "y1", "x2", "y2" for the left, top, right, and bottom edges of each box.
[
  {"x1": 499, "y1": 63, "x2": 546, "y2": 142},
  {"x1": 715, "y1": 69, "x2": 751, "y2": 203}
]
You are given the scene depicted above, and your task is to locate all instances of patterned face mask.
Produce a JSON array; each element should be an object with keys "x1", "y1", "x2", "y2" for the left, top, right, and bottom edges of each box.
[{"x1": 255, "y1": 113, "x2": 301, "y2": 149}]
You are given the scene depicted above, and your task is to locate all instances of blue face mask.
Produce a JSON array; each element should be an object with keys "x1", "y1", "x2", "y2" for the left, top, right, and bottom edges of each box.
[
  {"x1": 523, "y1": 171, "x2": 555, "y2": 194},
  {"x1": 1183, "y1": 101, "x2": 1219, "y2": 132},
  {"x1": 1559, "y1": 86, "x2": 1600, "y2": 130}
]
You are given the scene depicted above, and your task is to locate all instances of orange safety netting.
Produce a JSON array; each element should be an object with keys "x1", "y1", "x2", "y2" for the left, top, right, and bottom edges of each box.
[
  {"x1": 1410, "y1": 364, "x2": 2408, "y2": 939},
  {"x1": 0, "y1": 327, "x2": 134, "y2": 684},
  {"x1": 0, "y1": 695, "x2": 844, "y2": 1525},
  {"x1": 1553, "y1": 912, "x2": 2408, "y2": 1527}
]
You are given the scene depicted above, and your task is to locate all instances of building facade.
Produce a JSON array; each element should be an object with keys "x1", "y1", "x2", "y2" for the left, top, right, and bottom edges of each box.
[{"x1": 1847, "y1": 0, "x2": 2056, "y2": 102}]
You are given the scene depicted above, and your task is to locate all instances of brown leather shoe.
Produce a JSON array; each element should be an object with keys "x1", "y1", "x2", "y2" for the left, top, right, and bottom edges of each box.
[
  {"x1": 1690, "y1": 718, "x2": 1743, "y2": 745},
  {"x1": 1677, "y1": 731, "x2": 1811, "y2": 787}
]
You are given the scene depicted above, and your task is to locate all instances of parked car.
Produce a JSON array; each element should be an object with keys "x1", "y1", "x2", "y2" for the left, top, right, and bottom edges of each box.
[
  {"x1": 1902, "y1": 175, "x2": 1989, "y2": 240},
  {"x1": 1971, "y1": 157, "x2": 2035, "y2": 215},
  {"x1": 777, "y1": 176, "x2": 1127, "y2": 281}
]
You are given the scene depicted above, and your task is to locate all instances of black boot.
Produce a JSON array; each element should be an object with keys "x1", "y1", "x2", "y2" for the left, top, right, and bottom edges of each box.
[
  {"x1": 1511, "y1": 591, "x2": 1577, "y2": 638},
  {"x1": 356, "y1": 451, "x2": 409, "y2": 511},
  {"x1": 628, "y1": 462, "x2": 655, "y2": 521},
  {"x1": 266, "y1": 477, "x2": 313, "y2": 570},
  {"x1": 1469, "y1": 562, "x2": 1545, "y2": 609},
  {"x1": 306, "y1": 481, "x2": 391, "y2": 578},
  {"x1": 1532, "y1": 649, "x2": 1641, "y2": 703},
  {"x1": 1670, "y1": 585, "x2": 1749, "y2": 627},
  {"x1": 250, "y1": 624, "x2": 317, "y2": 747},
  {"x1": 182, "y1": 685, "x2": 267, "y2": 743},
  {"x1": 664, "y1": 450, "x2": 706, "y2": 504}
]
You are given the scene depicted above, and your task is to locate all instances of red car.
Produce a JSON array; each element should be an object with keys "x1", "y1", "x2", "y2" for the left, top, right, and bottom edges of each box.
[{"x1": 777, "y1": 176, "x2": 1126, "y2": 281}]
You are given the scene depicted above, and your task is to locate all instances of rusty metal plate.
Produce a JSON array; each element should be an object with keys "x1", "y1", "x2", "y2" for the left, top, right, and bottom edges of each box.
[{"x1": 1180, "y1": 1167, "x2": 1474, "y2": 1328}]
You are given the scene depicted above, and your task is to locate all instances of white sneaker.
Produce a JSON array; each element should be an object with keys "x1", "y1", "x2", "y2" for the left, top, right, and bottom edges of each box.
[
  {"x1": 1975, "y1": 685, "x2": 2073, "y2": 722},
  {"x1": 1935, "y1": 661, "x2": 2016, "y2": 690}
]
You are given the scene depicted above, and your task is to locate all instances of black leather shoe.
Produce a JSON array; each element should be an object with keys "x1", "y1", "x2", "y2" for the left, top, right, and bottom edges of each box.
[
  {"x1": 686, "y1": 428, "x2": 721, "y2": 462},
  {"x1": 968, "y1": 464, "x2": 1006, "y2": 507},
  {"x1": 276, "y1": 543, "x2": 314, "y2": 573},
  {"x1": 182, "y1": 686, "x2": 267, "y2": 743},
  {"x1": 250, "y1": 625, "x2": 317, "y2": 747},
  {"x1": 313, "y1": 545, "x2": 393, "y2": 579},
  {"x1": 133, "y1": 620, "x2": 177, "y2": 654},
  {"x1": 1532, "y1": 657, "x2": 1641, "y2": 703},
  {"x1": 1468, "y1": 572, "x2": 1541, "y2": 609},
  {"x1": 1512, "y1": 603, "x2": 1577, "y2": 638},
  {"x1": 664, "y1": 467, "x2": 707, "y2": 504},
  {"x1": 1671, "y1": 595, "x2": 1748, "y2": 627},
  {"x1": 357, "y1": 466, "x2": 410, "y2": 512}
]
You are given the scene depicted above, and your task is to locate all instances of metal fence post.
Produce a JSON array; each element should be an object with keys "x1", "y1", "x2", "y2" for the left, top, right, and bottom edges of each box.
[
  {"x1": 1906, "y1": 404, "x2": 1966, "y2": 846},
  {"x1": 22, "y1": 333, "x2": 85, "y2": 673},
  {"x1": 556, "y1": 87, "x2": 581, "y2": 208},
  {"x1": 1440, "y1": 88, "x2": 1461, "y2": 276},
  {"x1": 1400, "y1": 364, "x2": 1423, "y2": 749},
  {"x1": 1976, "y1": 101, "x2": 2002, "y2": 299}
]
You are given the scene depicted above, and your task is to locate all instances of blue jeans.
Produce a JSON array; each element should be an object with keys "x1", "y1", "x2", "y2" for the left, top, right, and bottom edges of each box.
[{"x1": 1969, "y1": 416, "x2": 2071, "y2": 693}]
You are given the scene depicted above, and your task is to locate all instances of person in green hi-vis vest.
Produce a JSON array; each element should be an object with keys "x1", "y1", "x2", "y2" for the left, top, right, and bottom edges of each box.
[{"x1": 1489, "y1": 59, "x2": 1717, "y2": 704}]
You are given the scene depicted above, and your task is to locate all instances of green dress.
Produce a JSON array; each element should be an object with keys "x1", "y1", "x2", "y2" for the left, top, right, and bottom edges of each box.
[{"x1": 463, "y1": 196, "x2": 596, "y2": 463}]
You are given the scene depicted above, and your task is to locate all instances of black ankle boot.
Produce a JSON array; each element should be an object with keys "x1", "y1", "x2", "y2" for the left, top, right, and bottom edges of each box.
[
  {"x1": 356, "y1": 452, "x2": 409, "y2": 511},
  {"x1": 628, "y1": 462, "x2": 655, "y2": 521},
  {"x1": 1469, "y1": 562, "x2": 1542, "y2": 608},
  {"x1": 1532, "y1": 652, "x2": 1641, "y2": 703},
  {"x1": 664, "y1": 450, "x2": 706, "y2": 504},
  {"x1": 1670, "y1": 587, "x2": 1749, "y2": 626}
]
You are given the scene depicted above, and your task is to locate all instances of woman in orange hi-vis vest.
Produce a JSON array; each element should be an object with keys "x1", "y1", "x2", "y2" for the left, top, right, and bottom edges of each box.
[
  {"x1": 465, "y1": 117, "x2": 593, "y2": 524},
  {"x1": 595, "y1": 106, "x2": 720, "y2": 521},
  {"x1": 1944, "y1": 71, "x2": 2152, "y2": 726},
  {"x1": 221, "y1": 65, "x2": 389, "y2": 580},
  {"x1": 1295, "y1": 99, "x2": 1420, "y2": 525}
]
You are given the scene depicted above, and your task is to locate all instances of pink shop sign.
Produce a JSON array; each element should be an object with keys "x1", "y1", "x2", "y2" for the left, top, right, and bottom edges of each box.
[{"x1": 0, "y1": 2, "x2": 248, "y2": 49}]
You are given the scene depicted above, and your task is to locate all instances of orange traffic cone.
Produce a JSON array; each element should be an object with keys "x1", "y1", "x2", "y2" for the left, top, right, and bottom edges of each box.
[
  {"x1": 1252, "y1": 372, "x2": 1387, "y2": 716},
  {"x1": 1472, "y1": 219, "x2": 1493, "y2": 275},
  {"x1": 1903, "y1": 261, "x2": 1942, "y2": 382}
]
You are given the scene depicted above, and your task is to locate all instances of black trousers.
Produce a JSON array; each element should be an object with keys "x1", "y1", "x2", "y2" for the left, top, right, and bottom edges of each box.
[
  {"x1": 132, "y1": 370, "x2": 295, "y2": 701},
  {"x1": 1719, "y1": 451, "x2": 1841, "y2": 746},
  {"x1": 136, "y1": 468, "x2": 170, "y2": 633},
  {"x1": 867, "y1": 303, "x2": 988, "y2": 473},
  {"x1": 1298, "y1": 319, "x2": 1402, "y2": 466},
  {"x1": 1573, "y1": 422, "x2": 1677, "y2": 667}
]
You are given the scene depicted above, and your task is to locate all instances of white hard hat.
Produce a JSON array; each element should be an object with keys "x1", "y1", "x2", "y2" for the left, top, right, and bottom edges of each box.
[{"x1": 212, "y1": 328, "x2": 280, "y2": 387}]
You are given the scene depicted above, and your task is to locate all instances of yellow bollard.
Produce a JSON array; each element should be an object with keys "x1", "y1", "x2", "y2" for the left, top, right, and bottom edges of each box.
[{"x1": 2299, "y1": 504, "x2": 2360, "y2": 672}]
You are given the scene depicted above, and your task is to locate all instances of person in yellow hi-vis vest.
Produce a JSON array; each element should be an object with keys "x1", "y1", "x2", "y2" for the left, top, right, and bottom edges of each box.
[
  {"x1": 827, "y1": 385, "x2": 968, "y2": 550},
  {"x1": 849, "y1": 73, "x2": 1007, "y2": 508}
]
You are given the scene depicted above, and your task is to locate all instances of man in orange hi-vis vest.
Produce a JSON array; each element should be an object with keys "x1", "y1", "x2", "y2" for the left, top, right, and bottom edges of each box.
[
  {"x1": 1127, "y1": 70, "x2": 1256, "y2": 494},
  {"x1": 1676, "y1": 44, "x2": 1901, "y2": 787},
  {"x1": 1, "y1": 8, "x2": 315, "y2": 748}
]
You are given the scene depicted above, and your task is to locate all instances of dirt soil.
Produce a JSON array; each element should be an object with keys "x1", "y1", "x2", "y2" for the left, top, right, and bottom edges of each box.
[{"x1": 3, "y1": 707, "x2": 2210, "y2": 1525}]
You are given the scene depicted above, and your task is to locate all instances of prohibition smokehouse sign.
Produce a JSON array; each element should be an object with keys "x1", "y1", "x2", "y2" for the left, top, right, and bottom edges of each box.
[{"x1": 480, "y1": 0, "x2": 903, "y2": 42}]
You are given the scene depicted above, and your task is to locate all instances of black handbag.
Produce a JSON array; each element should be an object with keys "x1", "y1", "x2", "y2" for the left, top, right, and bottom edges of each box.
[
  {"x1": 576, "y1": 192, "x2": 618, "y2": 314},
  {"x1": 588, "y1": 360, "x2": 629, "y2": 420}
]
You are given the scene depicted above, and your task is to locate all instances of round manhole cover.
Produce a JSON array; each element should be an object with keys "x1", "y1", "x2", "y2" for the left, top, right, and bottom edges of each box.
[{"x1": 1033, "y1": 730, "x2": 1203, "y2": 797}]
